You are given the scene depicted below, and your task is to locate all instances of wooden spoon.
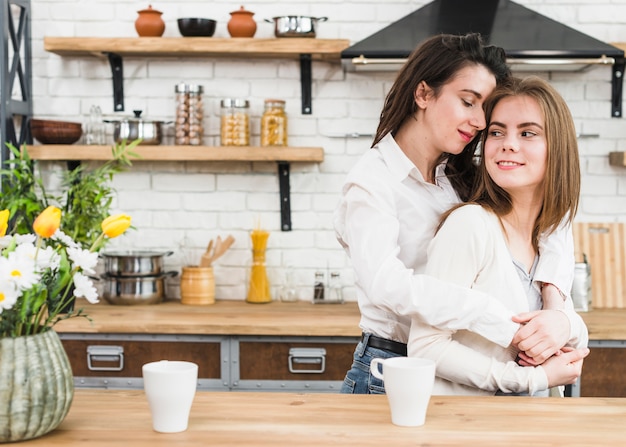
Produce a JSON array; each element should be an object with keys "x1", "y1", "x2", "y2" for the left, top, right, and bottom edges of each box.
[
  {"x1": 200, "y1": 239, "x2": 214, "y2": 267},
  {"x1": 209, "y1": 234, "x2": 235, "y2": 264}
]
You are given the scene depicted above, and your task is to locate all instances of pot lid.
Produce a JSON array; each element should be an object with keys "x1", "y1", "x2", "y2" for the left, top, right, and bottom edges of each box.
[
  {"x1": 175, "y1": 83, "x2": 204, "y2": 94},
  {"x1": 100, "y1": 250, "x2": 174, "y2": 258},
  {"x1": 230, "y1": 5, "x2": 254, "y2": 15},
  {"x1": 137, "y1": 4, "x2": 162, "y2": 15},
  {"x1": 103, "y1": 110, "x2": 165, "y2": 124}
]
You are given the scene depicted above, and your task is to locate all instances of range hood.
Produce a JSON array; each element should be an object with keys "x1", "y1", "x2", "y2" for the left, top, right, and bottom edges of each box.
[{"x1": 341, "y1": 0, "x2": 625, "y2": 117}]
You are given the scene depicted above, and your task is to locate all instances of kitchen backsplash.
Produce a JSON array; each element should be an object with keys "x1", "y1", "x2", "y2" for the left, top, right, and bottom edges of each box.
[{"x1": 29, "y1": 0, "x2": 626, "y2": 301}]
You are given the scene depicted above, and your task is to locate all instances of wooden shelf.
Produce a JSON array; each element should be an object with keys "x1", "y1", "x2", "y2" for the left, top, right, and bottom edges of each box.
[
  {"x1": 43, "y1": 37, "x2": 350, "y2": 115},
  {"x1": 25, "y1": 145, "x2": 324, "y2": 162},
  {"x1": 44, "y1": 37, "x2": 350, "y2": 60},
  {"x1": 609, "y1": 151, "x2": 626, "y2": 167}
]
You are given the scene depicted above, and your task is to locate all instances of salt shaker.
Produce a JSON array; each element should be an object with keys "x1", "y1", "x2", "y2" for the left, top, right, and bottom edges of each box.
[{"x1": 328, "y1": 271, "x2": 343, "y2": 303}]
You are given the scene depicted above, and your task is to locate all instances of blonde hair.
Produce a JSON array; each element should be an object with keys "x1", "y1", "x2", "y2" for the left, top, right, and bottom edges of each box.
[{"x1": 468, "y1": 76, "x2": 580, "y2": 250}]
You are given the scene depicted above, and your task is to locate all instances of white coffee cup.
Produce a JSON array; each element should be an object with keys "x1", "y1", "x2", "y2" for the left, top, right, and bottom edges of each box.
[
  {"x1": 370, "y1": 357, "x2": 436, "y2": 427},
  {"x1": 142, "y1": 360, "x2": 198, "y2": 433}
]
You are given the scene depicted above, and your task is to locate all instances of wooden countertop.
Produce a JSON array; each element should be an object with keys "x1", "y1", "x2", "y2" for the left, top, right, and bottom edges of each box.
[
  {"x1": 54, "y1": 300, "x2": 362, "y2": 337},
  {"x1": 19, "y1": 389, "x2": 626, "y2": 446},
  {"x1": 54, "y1": 300, "x2": 626, "y2": 341}
]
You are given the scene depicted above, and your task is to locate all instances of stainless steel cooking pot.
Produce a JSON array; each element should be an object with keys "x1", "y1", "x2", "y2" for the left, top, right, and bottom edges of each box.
[
  {"x1": 104, "y1": 110, "x2": 169, "y2": 145},
  {"x1": 265, "y1": 16, "x2": 327, "y2": 38},
  {"x1": 100, "y1": 250, "x2": 174, "y2": 277},
  {"x1": 101, "y1": 271, "x2": 178, "y2": 305}
]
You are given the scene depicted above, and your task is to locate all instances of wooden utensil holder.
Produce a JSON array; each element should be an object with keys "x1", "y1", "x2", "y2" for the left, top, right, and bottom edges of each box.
[{"x1": 180, "y1": 266, "x2": 215, "y2": 305}]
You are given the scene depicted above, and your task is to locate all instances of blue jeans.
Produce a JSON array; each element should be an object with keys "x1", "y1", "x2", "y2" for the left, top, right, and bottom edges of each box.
[{"x1": 340, "y1": 334, "x2": 403, "y2": 394}]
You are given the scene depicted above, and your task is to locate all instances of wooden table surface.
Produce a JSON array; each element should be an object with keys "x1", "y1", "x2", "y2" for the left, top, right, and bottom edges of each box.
[
  {"x1": 54, "y1": 299, "x2": 626, "y2": 341},
  {"x1": 17, "y1": 389, "x2": 626, "y2": 446}
]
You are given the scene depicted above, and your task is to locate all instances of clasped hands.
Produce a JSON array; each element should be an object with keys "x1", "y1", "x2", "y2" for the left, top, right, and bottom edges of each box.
[{"x1": 511, "y1": 309, "x2": 589, "y2": 387}]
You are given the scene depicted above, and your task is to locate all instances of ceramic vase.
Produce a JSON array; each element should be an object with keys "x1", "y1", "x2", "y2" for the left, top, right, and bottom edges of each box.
[
  {"x1": 135, "y1": 4, "x2": 165, "y2": 37},
  {"x1": 227, "y1": 6, "x2": 257, "y2": 38},
  {"x1": 0, "y1": 330, "x2": 74, "y2": 442}
]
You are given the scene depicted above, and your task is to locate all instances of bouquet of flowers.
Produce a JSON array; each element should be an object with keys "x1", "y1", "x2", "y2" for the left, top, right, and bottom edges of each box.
[{"x1": 0, "y1": 206, "x2": 131, "y2": 337}]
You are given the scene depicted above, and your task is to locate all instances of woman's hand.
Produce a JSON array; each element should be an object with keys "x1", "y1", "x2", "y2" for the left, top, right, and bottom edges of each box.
[
  {"x1": 541, "y1": 346, "x2": 590, "y2": 387},
  {"x1": 511, "y1": 309, "x2": 570, "y2": 364}
]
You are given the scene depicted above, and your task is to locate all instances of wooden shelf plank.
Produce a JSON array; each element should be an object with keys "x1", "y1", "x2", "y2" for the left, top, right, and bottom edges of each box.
[
  {"x1": 25, "y1": 145, "x2": 324, "y2": 162},
  {"x1": 609, "y1": 151, "x2": 626, "y2": 167},
  {"x1": 44, "y1": 37, "x2": 351, "y2": 60}
]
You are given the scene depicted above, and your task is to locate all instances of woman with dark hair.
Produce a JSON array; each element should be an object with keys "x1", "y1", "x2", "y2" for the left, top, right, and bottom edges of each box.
[
  {"x1": 408, "y1": 76, "x2": 588, "y2": 395},
  {"x1": 334, "y1": 34, "x2": 587, "y2": 394}
]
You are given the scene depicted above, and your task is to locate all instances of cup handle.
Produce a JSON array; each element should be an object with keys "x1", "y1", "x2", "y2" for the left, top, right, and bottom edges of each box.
[{"x1": 370, "y1": 358, "x2": 384, "y2": 380}]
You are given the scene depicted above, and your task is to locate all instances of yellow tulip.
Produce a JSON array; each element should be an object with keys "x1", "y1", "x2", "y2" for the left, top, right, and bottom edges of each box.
[
  {"x1": 33, "y1": 206, "x2": 61, "y2": 238},
  {"x1": 101, "y1": 214, "x2": 131, "y2": 238},
  {"x1": 0, "y1": 209, "x2": 9, "y2": 237}
]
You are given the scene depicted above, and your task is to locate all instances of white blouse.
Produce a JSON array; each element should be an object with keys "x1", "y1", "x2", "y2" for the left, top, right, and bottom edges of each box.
[
  {"x1": 334, "y1": 133, "x2": 583, "y2": 348},
  {"x1": 410, "y1": 205, "x2": 587, "y2": 395}
]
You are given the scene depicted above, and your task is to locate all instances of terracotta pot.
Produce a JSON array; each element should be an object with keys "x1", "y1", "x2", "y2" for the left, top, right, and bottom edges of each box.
[
  {"x1": 227, "y1": 5, "x2": 257, "y2": 38},
  {"x1": 0, "y1": 330, "x2": 74, "y2": 442},
  {"x1": 135, "y1": 4, "x2": 165, "y2": 37}
]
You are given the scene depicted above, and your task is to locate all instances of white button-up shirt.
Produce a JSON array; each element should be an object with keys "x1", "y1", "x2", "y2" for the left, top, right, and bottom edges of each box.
[{"x1": 334, "y1": 133, "x2": 576, "y2": 348}]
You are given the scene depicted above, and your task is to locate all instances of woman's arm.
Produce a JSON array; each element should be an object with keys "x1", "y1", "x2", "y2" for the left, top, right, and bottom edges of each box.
[{"x1": 335, "y1": 179, "x2": 518, "y2": 347}]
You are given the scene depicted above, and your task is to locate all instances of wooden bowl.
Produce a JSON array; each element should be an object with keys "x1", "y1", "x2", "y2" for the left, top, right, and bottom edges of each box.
[{"x1": 30, "y1": 119, "x2": 83, "y2": 144}]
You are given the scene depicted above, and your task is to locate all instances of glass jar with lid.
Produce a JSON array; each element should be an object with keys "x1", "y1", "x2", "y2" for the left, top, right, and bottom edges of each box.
[
  {"x1": 220, "y1": 98, "x2": 250, "y2": 146},
  {"x1": 261, "y1": 99, "x2": 287, "y2": 146},
  {"x1": 175, "y1": 83, "x2": 204, "y2": 145}
]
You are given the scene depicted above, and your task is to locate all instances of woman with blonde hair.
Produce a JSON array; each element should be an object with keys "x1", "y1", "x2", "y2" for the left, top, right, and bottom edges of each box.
[{"x1": 408, "y1": 76, "x2": 588, "y2": 395}]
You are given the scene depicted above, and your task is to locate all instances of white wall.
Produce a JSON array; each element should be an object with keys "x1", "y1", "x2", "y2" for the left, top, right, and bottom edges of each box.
[{"x1": 29, "y1": 0, "x2": 626, "y2": 301}]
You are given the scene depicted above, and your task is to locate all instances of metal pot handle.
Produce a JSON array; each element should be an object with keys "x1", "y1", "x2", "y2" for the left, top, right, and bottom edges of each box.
[
  {"x1": 315, "y1": 17, "x2": 328, "y2": 22},
  {"x1": 264, "y1": 18, "x2": 274, "y2": 23}
]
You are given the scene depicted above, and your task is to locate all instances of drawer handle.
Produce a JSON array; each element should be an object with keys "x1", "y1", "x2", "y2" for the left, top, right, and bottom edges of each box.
[
  {"x1": 87, "y1": 345, "x2": 124, "y2": 371},
  {"x1": 288, "y1": 347, "x2": 326, "y2": 374}
]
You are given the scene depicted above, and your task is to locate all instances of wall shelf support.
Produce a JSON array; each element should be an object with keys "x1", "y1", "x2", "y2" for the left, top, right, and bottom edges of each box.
[
  {"x1": 612, "y1": 59, "x2": 624, "y2": 118},
  {"x1": 278, "y1": 162, "x2": 292, "y2": 231},
  {"x1": 300, "y1": 54, "x2": 312, "y2": 114},
  {"x1": 106, "y1": 52, "x2": 124, "y2": 112}
]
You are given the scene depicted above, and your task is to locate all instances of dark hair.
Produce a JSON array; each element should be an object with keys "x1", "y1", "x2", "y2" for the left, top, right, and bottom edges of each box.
[
  {"x1": 462, "y1": 76, "x2": 580, "y2": 249},
  {"x1": 372, "y1": 33, "x2": 510, "y2": 150}
]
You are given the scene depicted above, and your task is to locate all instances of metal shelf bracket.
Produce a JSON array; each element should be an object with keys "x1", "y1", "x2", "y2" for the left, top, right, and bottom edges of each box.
[
  {"x1": 106, "y1": 52, "x2": 124, "y2": 112},
  {"x1": 278, "y1": 162, "x2": 292, "y2": 231},
  {"x1": 612, "y1": 59, "x2": 624, "y2": 118},
  {"x1": 300, "y1": 54, "x2": 312, "y2": 115}
]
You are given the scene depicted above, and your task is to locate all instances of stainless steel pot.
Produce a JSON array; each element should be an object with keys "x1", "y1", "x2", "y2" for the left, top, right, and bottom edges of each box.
[
  {"x1": 101, "y1": 271, "x2": 178, "y2": 305},
  {"x1": 265, "y1": 16, "x2": 327, "y2": 38},
  {"x1": 100, "y1": 250, "x2": 174, "y2": 277},
  {"x1": 104, "y1": 110, "x2": 169, "y2": 145}
]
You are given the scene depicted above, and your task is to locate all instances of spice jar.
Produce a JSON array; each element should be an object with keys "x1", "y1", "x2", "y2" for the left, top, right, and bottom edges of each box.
[
  {"x1": 261, "y1": 99, "x2": 287, "y2": 146},
  {"x1": 175, "y1": 83, "x2": 204, "y2": 145},
  {"x1": 220, "y1": 98, "x2": 250, "y2": 146}
]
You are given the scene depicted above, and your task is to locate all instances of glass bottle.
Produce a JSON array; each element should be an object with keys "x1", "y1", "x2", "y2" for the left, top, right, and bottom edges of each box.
[
  {"x1": 220, "y1": 98, "x2": 250, "y2": 146},
  {"x1": 85, "y1": 105, "x2": 105, "y2": 145},
  {"x1": 261, "y1": 99, "x2": 287, "y2": 146},
  {"x1": 328, "y1": 271, "x2": 343, "y2": 303},
  {"x1": 246, "y1": 229, "x2": 271, "y2": 303},
  {"x1": 313, "y1": 271, "x2": 325, "y2": 301},
  {"x1": 175, "y1": 83, "x2": 204, "y2": 145}
]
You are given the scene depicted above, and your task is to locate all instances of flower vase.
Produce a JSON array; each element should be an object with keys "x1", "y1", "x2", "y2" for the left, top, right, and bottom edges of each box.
[{"x1": 0, "y1": 330, "x2": 74, "y2": 442}]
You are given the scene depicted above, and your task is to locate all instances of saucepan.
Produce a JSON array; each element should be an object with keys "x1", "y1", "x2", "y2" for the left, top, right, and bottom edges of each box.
[
  {"x1": 101, "y1": 271, "x2": 178, "y2": 305},
  {"x1": 100, "y1": 250, "x2": 174, "y2": 277},
  {"x1": 265, "y1": 16, "x2": 328, "y2": 38},
  {"x1": 104, "y1": 110, "x2": 171, "y2": 145}
]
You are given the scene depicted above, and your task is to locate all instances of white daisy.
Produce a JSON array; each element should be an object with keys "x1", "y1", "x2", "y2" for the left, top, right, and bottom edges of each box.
[
  {"x1": 72, "y1": 272, "x2": 99, "y2": 304},
  {"x1": 67, "y1": 246, "x2": 98, "y2": 274},
  {"x1": 5, "y1": 250, "x2": 39, "y2": 291}
]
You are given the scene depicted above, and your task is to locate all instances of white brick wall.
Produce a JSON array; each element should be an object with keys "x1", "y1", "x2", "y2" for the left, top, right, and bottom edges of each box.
[{"x1": 28, "y1": 0, "x2": 626, "y2": 301}]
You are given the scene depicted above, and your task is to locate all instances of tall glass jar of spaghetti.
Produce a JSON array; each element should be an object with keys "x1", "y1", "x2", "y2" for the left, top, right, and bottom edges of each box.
[{"x1": 261, "y1": 99, "x2": 287, "y2": 146}]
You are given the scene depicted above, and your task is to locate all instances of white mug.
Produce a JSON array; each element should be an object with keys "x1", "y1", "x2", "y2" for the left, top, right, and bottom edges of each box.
[
  {"x1": 142, "y1": 360, "x2": 198, "y2": 433},
  {"x1": 370, "y1": 357, "x2": 436, "y2": 427}
]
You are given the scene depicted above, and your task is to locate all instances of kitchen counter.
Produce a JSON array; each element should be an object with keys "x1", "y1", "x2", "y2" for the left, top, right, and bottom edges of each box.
[
  {"x1": 55, "y1": 299, "x2": 626, "y2": 341},
  {"x1": 18, "y1": 389, "x2": 626, "y2": 446}
]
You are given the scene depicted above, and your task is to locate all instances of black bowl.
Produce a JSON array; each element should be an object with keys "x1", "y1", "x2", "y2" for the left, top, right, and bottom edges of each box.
[{"x1": 177, "y1": 18, "x2": 217, "y2": 37}]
